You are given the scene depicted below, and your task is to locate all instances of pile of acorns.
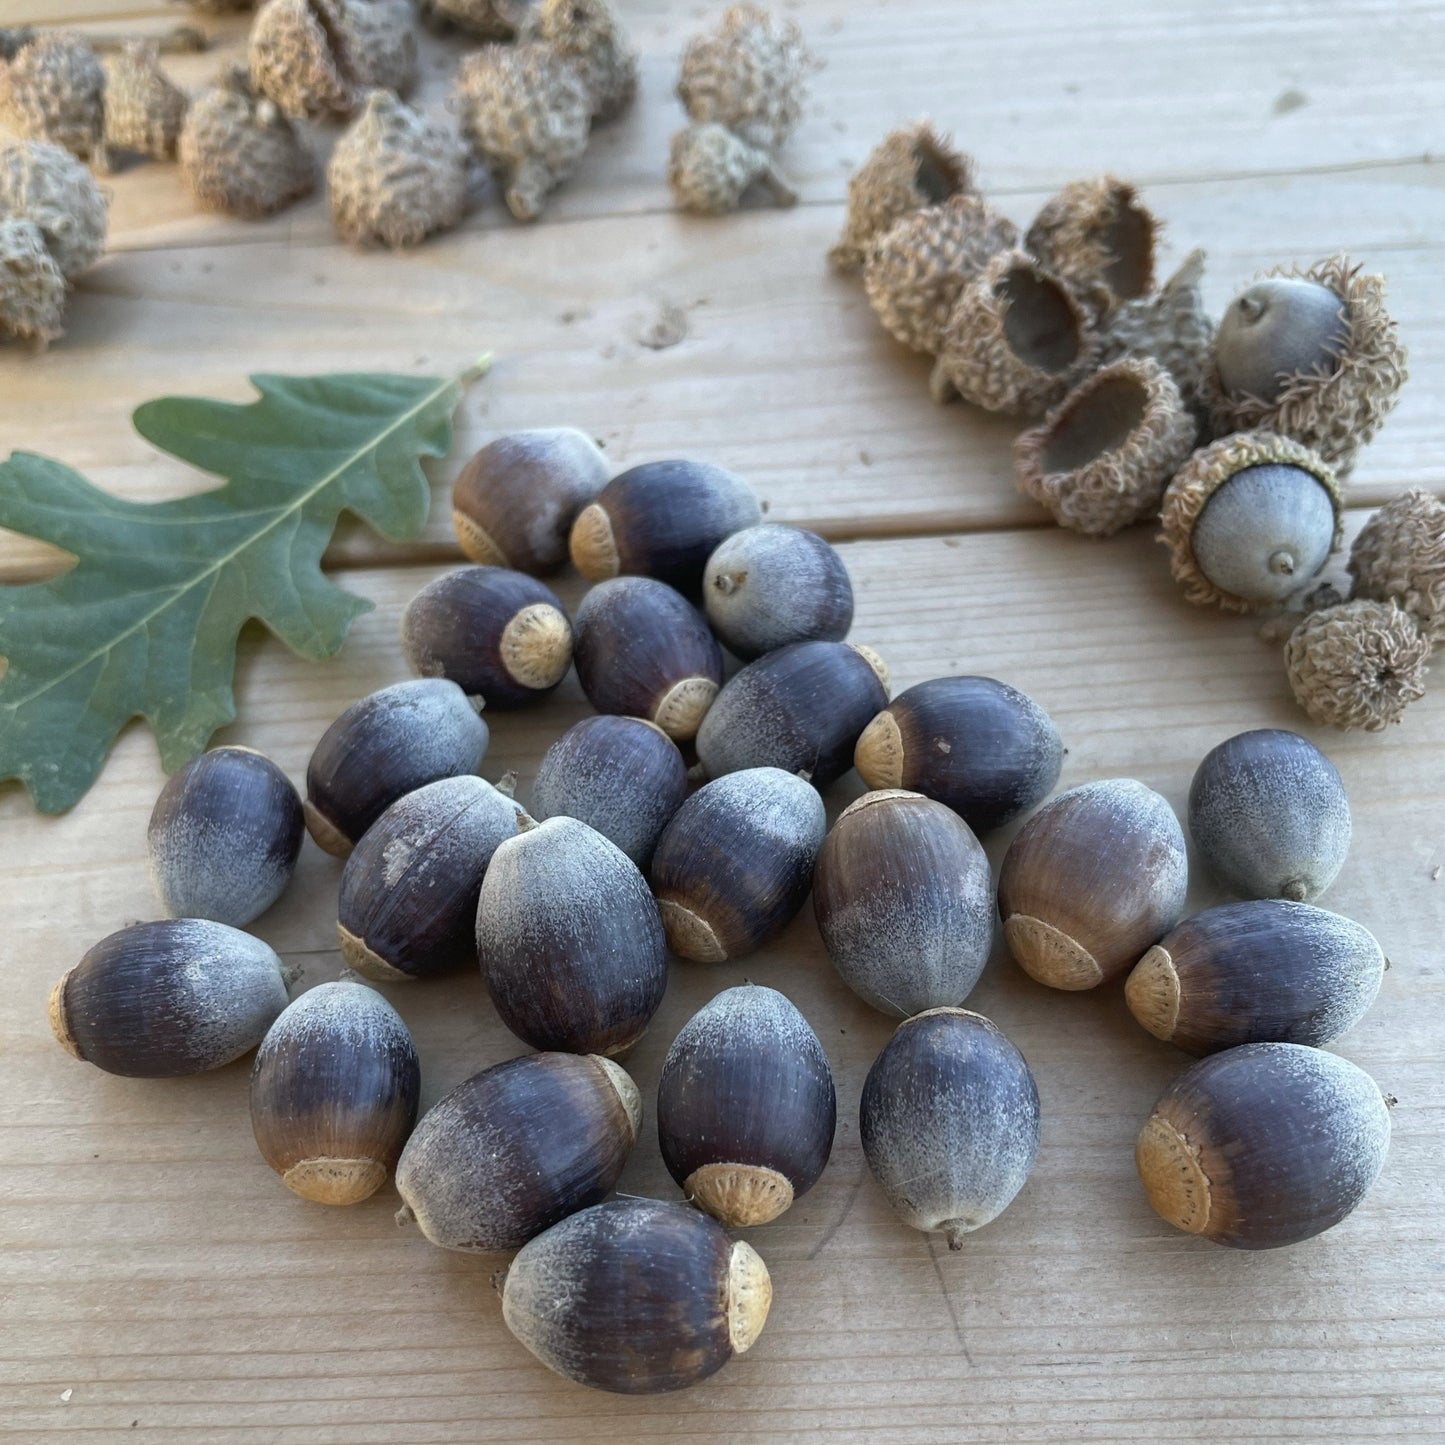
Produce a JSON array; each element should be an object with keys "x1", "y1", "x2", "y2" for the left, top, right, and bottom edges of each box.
[
  {"x1": 832, "y1": 122, "x2": 1443, "y2": 733},
  {"x1": 49, "y1": 428, "x2": 1397, "y2": 1394}
]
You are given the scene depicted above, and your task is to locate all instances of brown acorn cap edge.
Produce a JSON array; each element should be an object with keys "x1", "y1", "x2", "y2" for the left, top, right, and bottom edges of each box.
[
  {"x1": 48, "y1": 969, "x2": 83, "y2": 1059},
  {"x1": 657, "y1": 897, "x2": 728, "y2": 962},
  {"x1": 1135, "y1": 1111, "x2": 1213, "y2": 1235},
  {"x1": 854, "y1": 708, "x2": 903, "y2": 789},
  {"x1": 452, "y1": 508, "x2": 510, "y2": 568},
  {"x1": 499, "y1": 603, "x2": 573, "y2": 691},
  {"x1": 592, "y1": 1054, "x2": 643, "y2": 1142},
  {"x1": 1003, "y1": 914, "x2": 1105, "y2": 990},
  {"x1": 304, "y1": 798, "x2": 355, "y2": 858},
  {"x1": 687, "y1": 1162, "x2": 795, "y2": 1227},
  {"x1": 283, "y1": 1156, "x2": 389, "y2": 1206},
  {"x1": 653, "y1": 676, "x2": 719, "y2": 741},
  {"x1": 1123, "y1": 945, "x2": 1180, "y2": 1040},
  {"x1": 569, "y1": 502, "x2": 620, "y2": 581},
  {"x1": 337, "y1": 923, "x2": 415, "y2": 983},
  {"x1": 836, "y1": 787, "x2": 925, "y2": 823},
  {"x1": 727, "y1": 1240, "x2": 772, "y2": 1354}
]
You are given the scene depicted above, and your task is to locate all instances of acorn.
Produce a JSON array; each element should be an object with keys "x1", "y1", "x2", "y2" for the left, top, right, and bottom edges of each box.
[
  {"x1": 1024, "y1": 175, "x2": 1159, "y2": 317},
  {"x1": 147, "y1": 745, "x2": 305, "y2": 927},
  {"x1": 49, "y1": 920, "x2": 292, "y2": 1077},
  {"x1": 813, "y1": 791, "x2": 993, "y2": 1017},
  {"x1": 1135, "y1": 1041, "x2": 1390, "y2": 1249},
  {"x1": 0, "y1": 32, "x2": 105, "y2": 165},
  {"x1": 829, "y1": 120, "x2": 974, "y2": 275},
  {"x1": 1013, "y1": 356, "x2": 1197, "y2": 537},
  {"x1": 337, "y1": 775, "x2": 528, "y2": 982},
  {"x1": 1188, "y1": 728, "x2": 1352, "y2": 903},
  {"x1": 667, "y1": 121, "x2": 797, "y2": 215},
  {"x1": 1125, "y1": 901, "x2": 1384, "y2": 1057},
  {"x1": 417, "y1": 0, "x2": 532, "y2": 39},
  {"x1": 530, "y1": 715, "x2": 688, "y2": 867},
  {"x1": 395, "y1": 1051, "x2": 640, "y2": 1252},
  {"x1": 650, "y1": 767, "x2": 826, "y2": 962},
  {"x1": 854, "y1": 675, "x2": 1062, "y2": 834},
  {"x1": 1206, "y1": 255, "x2": 1408, "y2": 472},
  {"x1": 569, "y1": 458, "x2": 762, "y2": 595},
  {"x1": 0, "y1": 138, "x2": 108, "y2": 279},
  {"x1": 571, "y1": 576, "x2": 724, "y2": 742},
  {"x1": 0, "y1": 217, "x2": 65, "y2": 345},
  {"x1": 1159, "y1": 431, "x2": 1342, "y2": 612},
  {"x1": 499, "y1": 1198, "x2": 771, "y2": 1394},
  {"x1": 102, "y1": 41, "x2": 188, "y2": 163},
  {"x1": 519, "y1": 0, "x2": 637, "y2": 123},
  {"x1": 451, "y1": 428, "x2": 609, "y2": 574},
  {"x1": 1349, "y1": 490, "x2": 1445, "y2": 641},
  {"x1": 249, "y1": 981, "x2": 420, "y2": 1205},
  {"x1": 997, "y1": 778, "x2": 1188, "y2": 991},
  {"x1": 401, "y1": 565, "x2": 573, "y2": 708},
  {"x1": 477, "y1": 817, "x2": 668, "y2": 1056},
  {"x1": 657, "y1": 984, "x2": 835, "y2": 1225},
  {"x1": 695, "y1": 640, "x2": 889, "y2": 788},
  {"x1": 859, "y1": 1008, "x2": 1040, "y2": 1249}
]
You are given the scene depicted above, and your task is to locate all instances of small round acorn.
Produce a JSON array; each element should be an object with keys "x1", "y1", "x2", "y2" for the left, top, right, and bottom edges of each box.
[
  {"x1": 854, "y1": 675, "x2": 1062, "y2": 834},
  {"x1": 1025, "y1": 174, "x2": 1159, "y2": 317},
  {"x1": 1135, "y1": 1041, "x2": 1390, "y2": 1249},
  {"x1": 860, "y1": 1008, "x2": 1040, "y2": 1249},
  {"x1": 249, "y1": 981, "x2": 420, "y2": 1205},
  {"x1": 667, "y1": 121, "x2": 797, "y2": 215},
  {"x1": 997, "y1": 778, "x2": 1188, "y2": 991},
  {"x1": 1188, "y1": 728, "x2": 1352, "y2": 903},
  {"x1": 0, "y1": 138, "x2": 109, "y2": 279},
  {"x1": 1349, "y1": 489, "x2": 1445, "y2": 641},
  {"x1": 500, "y1": 1198, "x2": 771, "y2": 1394},
  {"x1": 1125, "y1": 900, "x2": 1384, "y2": 1056},
  {"x1": 148, "y1": 745, "x2": 305, "y2": 927},
  {"x1": 395, "y1": 1051, "x2": 641, "y2": 1251},
  {"x1": 402, "y1": 565, "x2": 573, "y2": 707},
  {"x1": 657, "y1": 985, "x2": 836, "y2": 1227},
  {"x1": 650, "y1": 767, "x2": 826, "y2": 962},
  {"x1": 813, "y1": 791, "x2": 993, "y2": 1017},
  {"x1": 572, "y1": 576, "x2": 724, "y2": 741}
]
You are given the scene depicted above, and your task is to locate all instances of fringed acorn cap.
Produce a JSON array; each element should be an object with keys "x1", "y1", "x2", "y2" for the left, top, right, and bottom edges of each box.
[
  {"x1": 932, "y1": 248, "x2": 1098, "y2": 413},
  {"x1": 862, "y1": 195, "x2": 1019, "y2": 355},
  {"x1": 1206, "y1": 254, "x2": 1408, "y2": 473},
  {"x1": 1349, "y1": 490, "x2": 1445, "y2": 640},
  {"x1": 0, "y1": 32, "x2": 106, "y2": 165},
  {"x1": 668, "y1": 122, "x2": 796, "y2": 215},
  {"x1": 418, "y1": 0, "x2": 532, "y2": 39},
  {"x1": 103, "y1": 42, "x2": 189, "y2": 162},
  {"x1": 1013, "y1": 357, "x2": 1197, "y2": 537},
  {"x1": 520, "y1": 0, "x2": 637, "y2": 123},
  {"x1": 0, "y1": 216, "x2": 67, "y2": 345},
  {"x1": 828, "y1": 121, "x2": 974, "y2": 274},
  {"x1": 0, "y1": 138, "x2": 108, "y2": 278},
  {"x1": 1285, "y1": 599, "x2": 1431, "y2": 730}
]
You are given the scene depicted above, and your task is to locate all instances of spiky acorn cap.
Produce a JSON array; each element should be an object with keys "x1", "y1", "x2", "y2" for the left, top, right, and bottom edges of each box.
[
  {"x1": 0, "y1": 139, "x2": 108, "y2": 279},
  {"x1": 103, "y1": 42, "x2": 189, "y2": 162},
  {"x1": 1349, "y1": 490, "x2": 1445, "y2": 640},
  {"x1": 861, "y1": 194, "x2": 1019, "y2": 355},
  {"x1": 519, "y1": 0, "x2": 637, "y2": 123},
  {"x1": 1285, "y1": 599, "x2": 1430, "y2": 730},
  {"x1": 0, "y1": 32, "x2": 106, "y2": 165},
  {"x1": 676, "y1": 4, "x2": 813, "y2": 154},
  {"x1": 828, "y1": 120, "x2": 974, "y2": 274},
  {"x1": 0, "y1": 29, "x2": 37, "y2": 61},
  {"x1": 667, "y1": 121, "x2": 796, "y2": 215},
  {"x1": 1013, "y1": 356, "x2": 1196, "y2": 537},
  {"x1": 419, "y1": 0, "x2": 534, "y2": 38},
  {"x1": 0, "y1": 216, "x2": 68, "y2": 346}
]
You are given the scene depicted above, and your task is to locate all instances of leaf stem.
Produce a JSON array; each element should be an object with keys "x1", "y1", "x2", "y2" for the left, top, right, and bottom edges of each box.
[{"x1": 462, "y1": 354, "x2": 494, "y2": 385}]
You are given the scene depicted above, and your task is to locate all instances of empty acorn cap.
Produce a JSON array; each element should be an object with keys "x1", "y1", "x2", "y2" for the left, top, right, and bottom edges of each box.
[{"x1": 1348, "y1": 490, "x2": 1445, "y2": 640}]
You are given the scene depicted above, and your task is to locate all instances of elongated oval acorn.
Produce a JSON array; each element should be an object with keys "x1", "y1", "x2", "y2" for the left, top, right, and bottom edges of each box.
[
  {"x1": 337, "y1": 775, "x2": 528, "y2": 982},
  {"x1": 477, "y1": 816, "x2": 668, "y2": 1056},
  {"x1": 303, "y1": 678, "x2": 489, "y2": 857},
  {"x1": 148, "y1": 745, "x2": 304, "y2": 927},
  {"x1": 529, "y1": 715, "x2": 688, "y2": 867},
  {"x1": 813, "y1": 791, "x2": 993, "y2": 1017},
  {"x1": 860, "y1": 1008, "x2": 1040, "y2": 1249},
  {"x1": 854, "y1": 675, "x2": 1062, "y2": 834},
  {"x1": 695, "y1": 639, "x2": 890, "y2": 788},
  {"x1": 650, "y1": 767, "x2": 826, "y2": 962},
  {"x1": 395, "y1": 1051, "x2": 641, "y2": 1251},
  {"x1": 568, "y1": 458, "x2": 763, "y2": 595},
  {"x1": 657, "y1": 985, "x2": 835, "y2": 1226},
  {"x1": 401, "y1": 565, "x2": 573, "y2": 707},
  {"x1": 1135, "y1": 1041, "x2": 1390, "y2": 1248},
  {"x1": 49, "y1": 920, "x2": 292, "y2": 1077},
  {"x1": 1188, "y1": 728, "x2": 1352, "y2": 903},
  {"x1": 249, "y1": 981, "x2": 420, "y2": 1205},
  {"x1": 1125, "y1": 900, "x2": 1384, "y2": 1055},
  {"x1": 997, "y1": 778, "x2": 1188, "y2": 991},
  {"x1": 572, "y1": 576, "x2": 724, "y2": 741},
  {"x1": 500, "y1": 1198, "x2": 771, "y2": 1394}
]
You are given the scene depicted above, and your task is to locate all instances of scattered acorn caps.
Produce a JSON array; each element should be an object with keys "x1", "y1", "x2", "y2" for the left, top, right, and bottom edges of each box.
[
  {"x1": 49, "y1": 920, "x2": 292, "y2": 1077},
  {"x1": 1025, "y1": 174, "x2": 1159, "y2": 317},
  {"x1": 147, "y1": 746, "x2": 304, "y2": 927},
  {"x1": 499, "y1": 1198, "x2": 772, "y2": 1394},
  {"x1": 855, "y1": 675, "x2": 1062, "y2": 834},
  {"x1": 997, "y1": 778, "x2": 1189, "y2": 991},
  {"x1": 657, "y1": 985, "x2": 836, "y2": 1227},
  {"x1": 249, "y1": 981, "x2": 420, "y2": 1205},
  {"x1": 1188, "y1": 728, "x2": 1352, "y2": 902},
  {"x1": 401, "y1": 565, "x2": 573, "y2": 707},
  {"x1": 813, "y1": 791, "x2": 993, "y2": 1018},
  {"x1": 395, "y1": 1051, "x2": 640, "y2": 1252},
  {"x1": 1125, "y1": 900, "x2": 1385, "y2": 1056},
  {"x1": 1135, "y1": 1041, "x2": 1390, "y2": 1249},
  {"x1": 1348, "y1": 489, "x2": 1445, "y2": 640},
  {"x1": 860, "y1": 1008, "x2": 1040, "y2": 1249}
]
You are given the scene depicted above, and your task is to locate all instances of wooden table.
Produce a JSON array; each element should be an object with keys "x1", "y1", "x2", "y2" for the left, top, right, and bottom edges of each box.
[{"x1": 3, "y1": 2, "x2": 1443, "y2": 1440}]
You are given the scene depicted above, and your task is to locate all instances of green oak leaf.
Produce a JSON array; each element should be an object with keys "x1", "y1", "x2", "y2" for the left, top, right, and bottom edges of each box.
[{"x1": 0, "y1": 360, "x2": 488, "y2": 814}]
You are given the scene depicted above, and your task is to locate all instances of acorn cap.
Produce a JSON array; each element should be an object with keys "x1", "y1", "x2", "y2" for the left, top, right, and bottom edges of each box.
[
  {"x1": 727, "y1": 1239, "x2": 772, "y2": 1353},
  {"x1": 667, "y1": 121, "x2": 796, "y2": 216},
  {"x1": 1123, "y1": 945, "x2": 1181, "y2": 1041},
  {"x1": 0, "y1": 139, "x2": 108, "y2": 279},
  {"x1": 419, "y1": 0, "x2": 533, "y2": 39},
  {"x1": 687, "y1": 1162, "x2": 794, "y2": 1227},
  {"x1": 519, "y1": 0, "x2": 637, "y2": 123},
  {"x1": 1284, "y1": 598, "x2": 1431, "y2": 731},
  {"x1": 1013, "y1": 355, "x2": 1197, "y2": 537},
  {"x1": 1348, "y1": 489, "x2": 1445, "y2": 640},
  {"x1": 102, "y1": 41, "x2": 189, "y2": 162},
  {"x1": 498, "y1": 602, "x2": 573, "y2": 690},
  {"x1": 0, "y1": 216, "x2": 67, "y2": 345},
  {"x1": 0, "y1": 32, "x2": 105, "y2": 164},
  {"x1": 283, "y1": 1157, "x2": 388, "y2": 1206}
]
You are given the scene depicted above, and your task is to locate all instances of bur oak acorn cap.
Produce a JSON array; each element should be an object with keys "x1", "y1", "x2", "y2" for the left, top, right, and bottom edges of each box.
[
  {"x1": 0, "y1": 217, "x2": 66, "y2": 344},
  {"x1": 0, "y1": 138, "x2": 108, "y2": 278},
  {"x1": 103, "y1": 41, "x2": 189, "y2": 162},
  {"x1": 0, "y1": 32, "x2": 105, "y2": 164},
  {"x1": 418, "y1": 0, "x2": 533, "y2": 39},
  {"x1": 519, "y1": 0, "x2": 637, "y2": 123},
  {"x1": 1349, "y1": 490, "x2": 1445, "y2": 641},
  {"x1": 667, "y1": 121, "x2": 796, "y2": 215}
]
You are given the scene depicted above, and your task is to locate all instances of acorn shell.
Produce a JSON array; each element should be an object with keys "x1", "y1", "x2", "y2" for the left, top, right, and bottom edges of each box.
[
  {"x1": 249, "y1": 981, "x2": 420, "y2": 1205},
  {"x1": 1024, "y1": 175, "x2": 1159, "y2": 317},
  {"x1": 0, "y1": 32, "x2": 105, "y2": 163},
  {"x1": 657, "y1": 984, "x2": 836, "y2": 1226},
  {"x1": 1135, "y1": 1041, "x2": 1390, "y2": 1249},
  {"x1": 395, "y1": 1051, "x2": 640, "y2": 1251},
  {"x1": 518, "y1": 0, "x2": 637, "y2": 124},
  {"x1": 0, "y1": 217, "x2": 65, "y2": 343},
  {"x1": 0, "y1": 138, "x2": 109, "y2": 279},
  {"x1": 649, "y1": 767, "x2": 826, "y2": 962},
  {"x1": 667, "y1": 120, "x2": 796, "y2": 215},
  {"x1": 103, "y1": 41, "x2": 188, "y2": 162},
  {"x1": 1349, "y1": 489, "x2": 1445, "y2": 641}
]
